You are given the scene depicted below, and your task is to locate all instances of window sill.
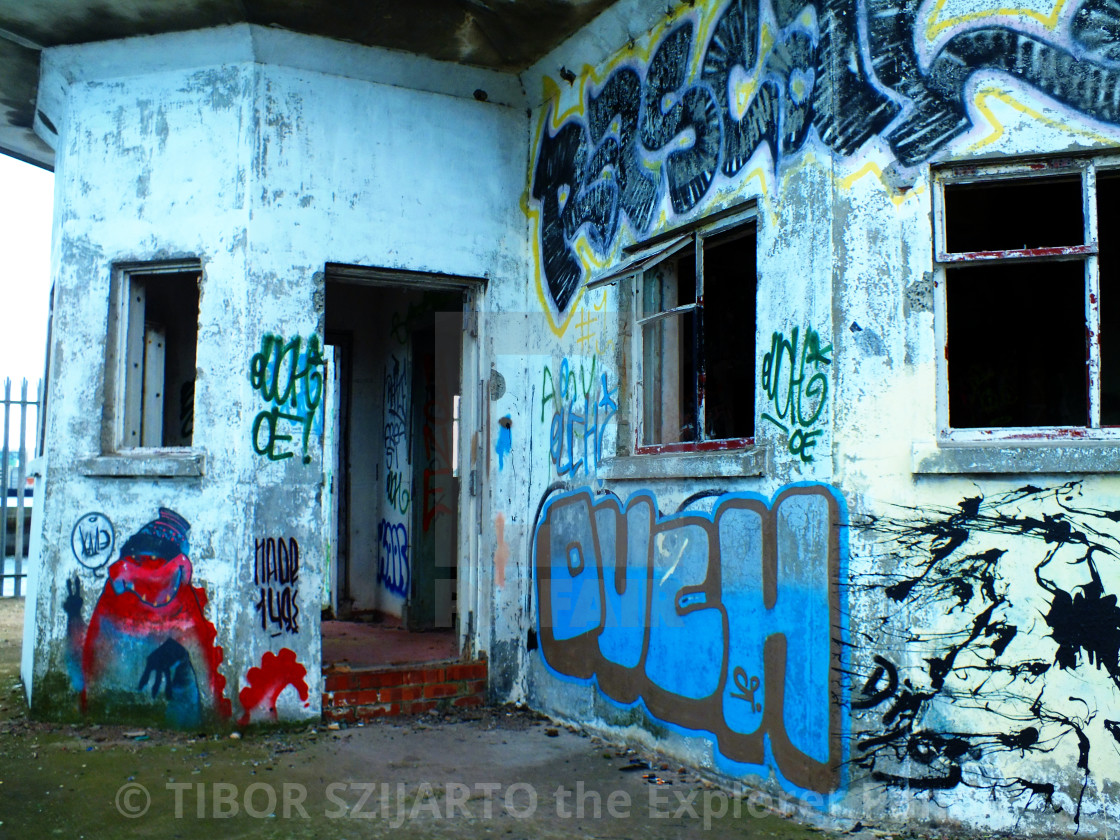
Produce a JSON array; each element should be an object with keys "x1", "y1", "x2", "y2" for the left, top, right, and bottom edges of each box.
[
  {"x1": 78, "y1": 449, "x2": 206, "y2": 478},
  {"x1": 597, "y1": 445, "x2": 769, "y2": 480},
  {"x1": 912, "y1": 440, "x2": 1120, "y2": 474}
]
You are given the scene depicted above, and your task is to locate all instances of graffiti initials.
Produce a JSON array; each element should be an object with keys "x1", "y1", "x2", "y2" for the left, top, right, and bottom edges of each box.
[
  {"x1": 760, "y1": 325, "x2": 831, "y2": 462},
  {"x1": 249, "y1": 333, "x2": 326, "y2": 464}
]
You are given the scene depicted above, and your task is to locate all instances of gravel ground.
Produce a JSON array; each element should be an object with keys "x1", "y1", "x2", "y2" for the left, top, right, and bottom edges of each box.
[{"x1": 0, "y1": 597, "x2": 1009, "y2": 839}]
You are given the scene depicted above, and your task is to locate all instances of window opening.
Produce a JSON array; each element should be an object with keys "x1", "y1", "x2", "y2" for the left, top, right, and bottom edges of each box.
[
  {"x1": 937, "y1": 161, "x2": 1120, "y2": 433},
  {"x1": 637, "y1": 219, "x2": 756, "y2": 450},
  {"x1": 121, "y1": 267, "x2": 200, "y2": 448},
  {"x1": 1099, "y1": 172, "x2": 1120, "y2": 424}
]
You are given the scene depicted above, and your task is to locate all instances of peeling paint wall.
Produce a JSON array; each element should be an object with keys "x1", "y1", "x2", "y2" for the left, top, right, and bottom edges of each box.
[
  {"x1": 25, "y1": 0, "x2": 1120, "y2": 835},
  {"x1": 508, "y1": 0, "x2": 1120, "y2": 835},
  {"x1": 29, "y1": 25, "x2": 526, "y2": 728}
]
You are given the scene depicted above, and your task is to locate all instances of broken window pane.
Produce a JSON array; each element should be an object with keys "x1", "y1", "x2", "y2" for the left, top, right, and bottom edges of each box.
[
  {"x1": 944, "y1": 175, "x2": 1083, "y2": 253},
  {"x1": 947, "y1": 260, "x2": 1086, "y2": 428},
  {"x1": 702, "y1": 229, "x2": 755, "y2": 441},
  {"x1": 639, "y1": 220, "x2": 755, "y2": 448}
]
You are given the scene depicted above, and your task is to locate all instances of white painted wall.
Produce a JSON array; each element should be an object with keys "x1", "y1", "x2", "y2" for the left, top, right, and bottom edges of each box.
[
  {"x1": 30, "y1": 24, "x2": 528, "y2": 726},
  {"x1": 26, "y1": 3, "x2": 1120, "y2": 835}
]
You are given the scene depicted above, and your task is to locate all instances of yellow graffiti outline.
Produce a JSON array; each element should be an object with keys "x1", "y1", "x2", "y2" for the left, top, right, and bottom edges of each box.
[
  {"x1": 924, "y1": 0, "x2": 1069, "y2": 40},
  {"x1": 838, "y1": 161, "x2": 928, "y2": 205},
  {"x1": 530, "y1": 9, "x2": 701, "y2": 336},
  {"x1": 964, "y1": 86, "x2": 1119, "y2": 153},
  {"x1": 537, "y1": 3, "x2": 704, "y2": 126},
  {"x1": 525, "y1": 1, "x2": 790, "y2": 337}
]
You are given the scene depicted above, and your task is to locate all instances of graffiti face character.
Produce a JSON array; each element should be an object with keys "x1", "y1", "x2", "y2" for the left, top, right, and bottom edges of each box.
[{"x1": 66, "y1": 509, "x2": 230, "y2": 726}]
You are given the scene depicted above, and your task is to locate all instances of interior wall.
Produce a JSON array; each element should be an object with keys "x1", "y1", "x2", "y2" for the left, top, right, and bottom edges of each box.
[{"x1": 325, "y1": 283, "x2": 427, "y2": 618}]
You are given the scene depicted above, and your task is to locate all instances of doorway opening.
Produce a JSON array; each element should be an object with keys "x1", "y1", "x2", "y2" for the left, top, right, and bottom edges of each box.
[{"x1": 321, "y1": 267, "x2": 475, "y2": 669}]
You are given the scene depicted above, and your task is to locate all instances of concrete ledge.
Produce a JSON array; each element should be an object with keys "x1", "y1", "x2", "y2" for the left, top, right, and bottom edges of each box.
[
  {"x1": 596, "y1": 446, "x2": 769, "y2": 481},
  {"x1": 77, "y1": 449, "x2": 206, "y2": 478},
  {"x1": 912, "y1": 440, "x2": 1120, "y2": 474}
]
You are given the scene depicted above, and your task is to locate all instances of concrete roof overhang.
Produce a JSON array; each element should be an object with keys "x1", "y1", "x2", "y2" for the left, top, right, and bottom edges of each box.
[{"x1": 0, "y1": 0, "x2": 626, "y2": 169}]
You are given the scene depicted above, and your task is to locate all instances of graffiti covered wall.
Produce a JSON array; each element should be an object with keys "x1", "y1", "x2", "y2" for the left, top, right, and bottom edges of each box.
[
  {"x1": 534, "y1": 485, "x2": 846, "y2": 794},
  {"x1": 527, "y1": 0, "x2": 1120, "y2": 328},
  {"x1": 26, "y1": 3, "x2": 1120, "y2": 834},
  {"x1": 29, "y1": 23, "x2": 527, "y2": 731},
  {"x1": 851, "y1": 482, "x2": 1120, "y2": 829},
  {"x1": 517, "y1": 0, "x2": 1120, "y2": 833}
]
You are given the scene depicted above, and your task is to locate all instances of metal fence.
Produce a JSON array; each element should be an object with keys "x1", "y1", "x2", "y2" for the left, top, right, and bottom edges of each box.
[{"x1": 3, "y1": 378, "x2": 40, "y2": 597}]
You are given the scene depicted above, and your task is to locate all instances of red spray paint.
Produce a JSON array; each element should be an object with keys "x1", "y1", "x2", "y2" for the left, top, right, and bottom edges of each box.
[{"x1": 238, "y1": 648, "x2": 310, "y2": 726}]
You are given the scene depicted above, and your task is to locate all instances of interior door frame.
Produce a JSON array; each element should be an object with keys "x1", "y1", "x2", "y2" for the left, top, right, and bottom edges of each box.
[{"x1": 324, "y1": 262, "x2": 486, "y2": 657}]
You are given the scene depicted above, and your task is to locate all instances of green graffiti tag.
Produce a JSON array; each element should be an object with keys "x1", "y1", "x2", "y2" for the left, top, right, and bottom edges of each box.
[
  {"x1": 249, "y1": 333, "x2": 326, "y2": 464},
  {"x1": 760, "y1": 325, "x2": 832, "y2": 462}
]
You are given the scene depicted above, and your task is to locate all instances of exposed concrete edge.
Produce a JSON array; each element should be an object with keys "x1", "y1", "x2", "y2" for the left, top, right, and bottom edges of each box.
[
  {"x1": 38, "y1": 24, "x2": 524, "y2": 115},
  {"x1": 911, "y1": 440, "x2": 1120, "y2": 474},
  {"x1": 596, "y1": 446, "x2": 770, "y2": 480},
  {"x1": 322, "y1": 655, "x2": 484, "y2": 674},
  {"x1": 248, "y1": 26, "x2": 524, "y2": 108},
  {"x1": 77, "y1": 450, "x2": 206, "y2": 478}
]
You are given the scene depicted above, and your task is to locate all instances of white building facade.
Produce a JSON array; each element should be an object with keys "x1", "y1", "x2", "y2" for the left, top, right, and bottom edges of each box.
[{"x1": 22, "y1": 0, "x2": 1120, "y2": 833}]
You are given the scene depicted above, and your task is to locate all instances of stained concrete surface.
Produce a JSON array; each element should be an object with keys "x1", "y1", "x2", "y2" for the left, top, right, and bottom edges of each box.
[
  {"x1": 0, "y1": 597, "x2": 979, "y2": 839},
  {"x1": 322, "y1": 618, "x2": 457, "y2": 668}
]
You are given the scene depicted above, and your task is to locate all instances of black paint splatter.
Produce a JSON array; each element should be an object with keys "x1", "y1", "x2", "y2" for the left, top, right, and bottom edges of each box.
[{"x1": 853, "y1": 482, "x2": 1120, "y2": 827}]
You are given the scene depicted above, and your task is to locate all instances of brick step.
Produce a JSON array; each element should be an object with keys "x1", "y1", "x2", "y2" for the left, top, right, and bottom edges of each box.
[{"x1": 322, "y1": 659, "x2": 487, "y2": 722}]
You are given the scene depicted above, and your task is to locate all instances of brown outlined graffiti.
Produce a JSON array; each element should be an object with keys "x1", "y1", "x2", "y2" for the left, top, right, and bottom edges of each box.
[{"x1": 533, "y1": 484, "x2": 845, "y2": 793}]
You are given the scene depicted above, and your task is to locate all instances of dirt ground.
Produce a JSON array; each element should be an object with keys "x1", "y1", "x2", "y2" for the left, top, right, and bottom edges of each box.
[{"x1": 0, "y1": 597, "x2": 981, "y2": 839}]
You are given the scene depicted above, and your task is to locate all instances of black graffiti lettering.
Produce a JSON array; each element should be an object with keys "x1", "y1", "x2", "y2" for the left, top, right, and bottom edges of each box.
[
  {"x1": 811, "y1": 0, "x2": 898, "y2": 156},
  {"x1": 865, "y1": 0, "x2": 972, "y2": 165},
  {"x1": 79, "y1": 525, "x2": 111, "y2": 558},
  {"x1": 930, "y1": 26, "x2": 1120, "y2": 132},
  {"x1": 255, "y1": 586, "x2": 300, "y2": 635},
  {"x1": 254, "y1": 538, "x2": 300, "y2": 587},
  {"x1": 532, "y1": 121, "x2": 589, "y2": 315},
  {"x1": 588, "y1": 69, "x2": 658, "y2": 232},
  {"x1": 253, "y1": 538, "x2": 301, "y2": 635},
  {"x1": 640, "y1": 24, "x2": 721, "y2": 214},
  {"x1": 531, "y1": 0, "x2": 1120, "y2": 316}
]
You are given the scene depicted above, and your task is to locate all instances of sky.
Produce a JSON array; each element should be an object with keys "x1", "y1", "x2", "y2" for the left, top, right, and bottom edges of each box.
[
  {"x1": 0, "y1": 153, "x2": 53, "y2": 455},
  {"x1": 0, "y1": 154, "x2": 53, "y2": 387}
]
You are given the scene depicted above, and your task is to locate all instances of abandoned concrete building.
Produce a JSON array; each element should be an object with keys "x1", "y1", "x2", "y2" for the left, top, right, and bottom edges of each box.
[{"x1": 5, "y1": 0, "x2": 1120, "y2": 833}]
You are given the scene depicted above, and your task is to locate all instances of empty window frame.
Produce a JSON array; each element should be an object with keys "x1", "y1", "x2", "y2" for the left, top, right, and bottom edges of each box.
[
  {"x1": 114, "y1": 264, "x2": 200, "y2": 449},
  {"x1": 636, "y1": 217, "x2": 757, "y2": 452},
  {"x1": 935, "y1": 158, "x2": 1120, "y2": 436}
]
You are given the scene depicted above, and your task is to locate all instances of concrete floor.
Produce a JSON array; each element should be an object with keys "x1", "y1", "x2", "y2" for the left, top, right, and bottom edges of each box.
[
  {"x1": 322, "y1": 618, "x2": 457, "y2": 668},
  {"x1": 0, "y1": 597, "x2": 972, "y2": 839}
]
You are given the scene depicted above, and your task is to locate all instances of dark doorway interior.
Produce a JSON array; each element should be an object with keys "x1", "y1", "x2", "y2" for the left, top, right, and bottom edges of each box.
[{"x1": 322, "y1": 278, "x2": 463, "y2": 667}]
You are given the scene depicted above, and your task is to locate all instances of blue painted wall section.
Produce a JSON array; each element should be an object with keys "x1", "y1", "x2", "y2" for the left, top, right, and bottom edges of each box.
[{"x1": 533, "y1": 484, "x2": 847, "y2": 794}]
